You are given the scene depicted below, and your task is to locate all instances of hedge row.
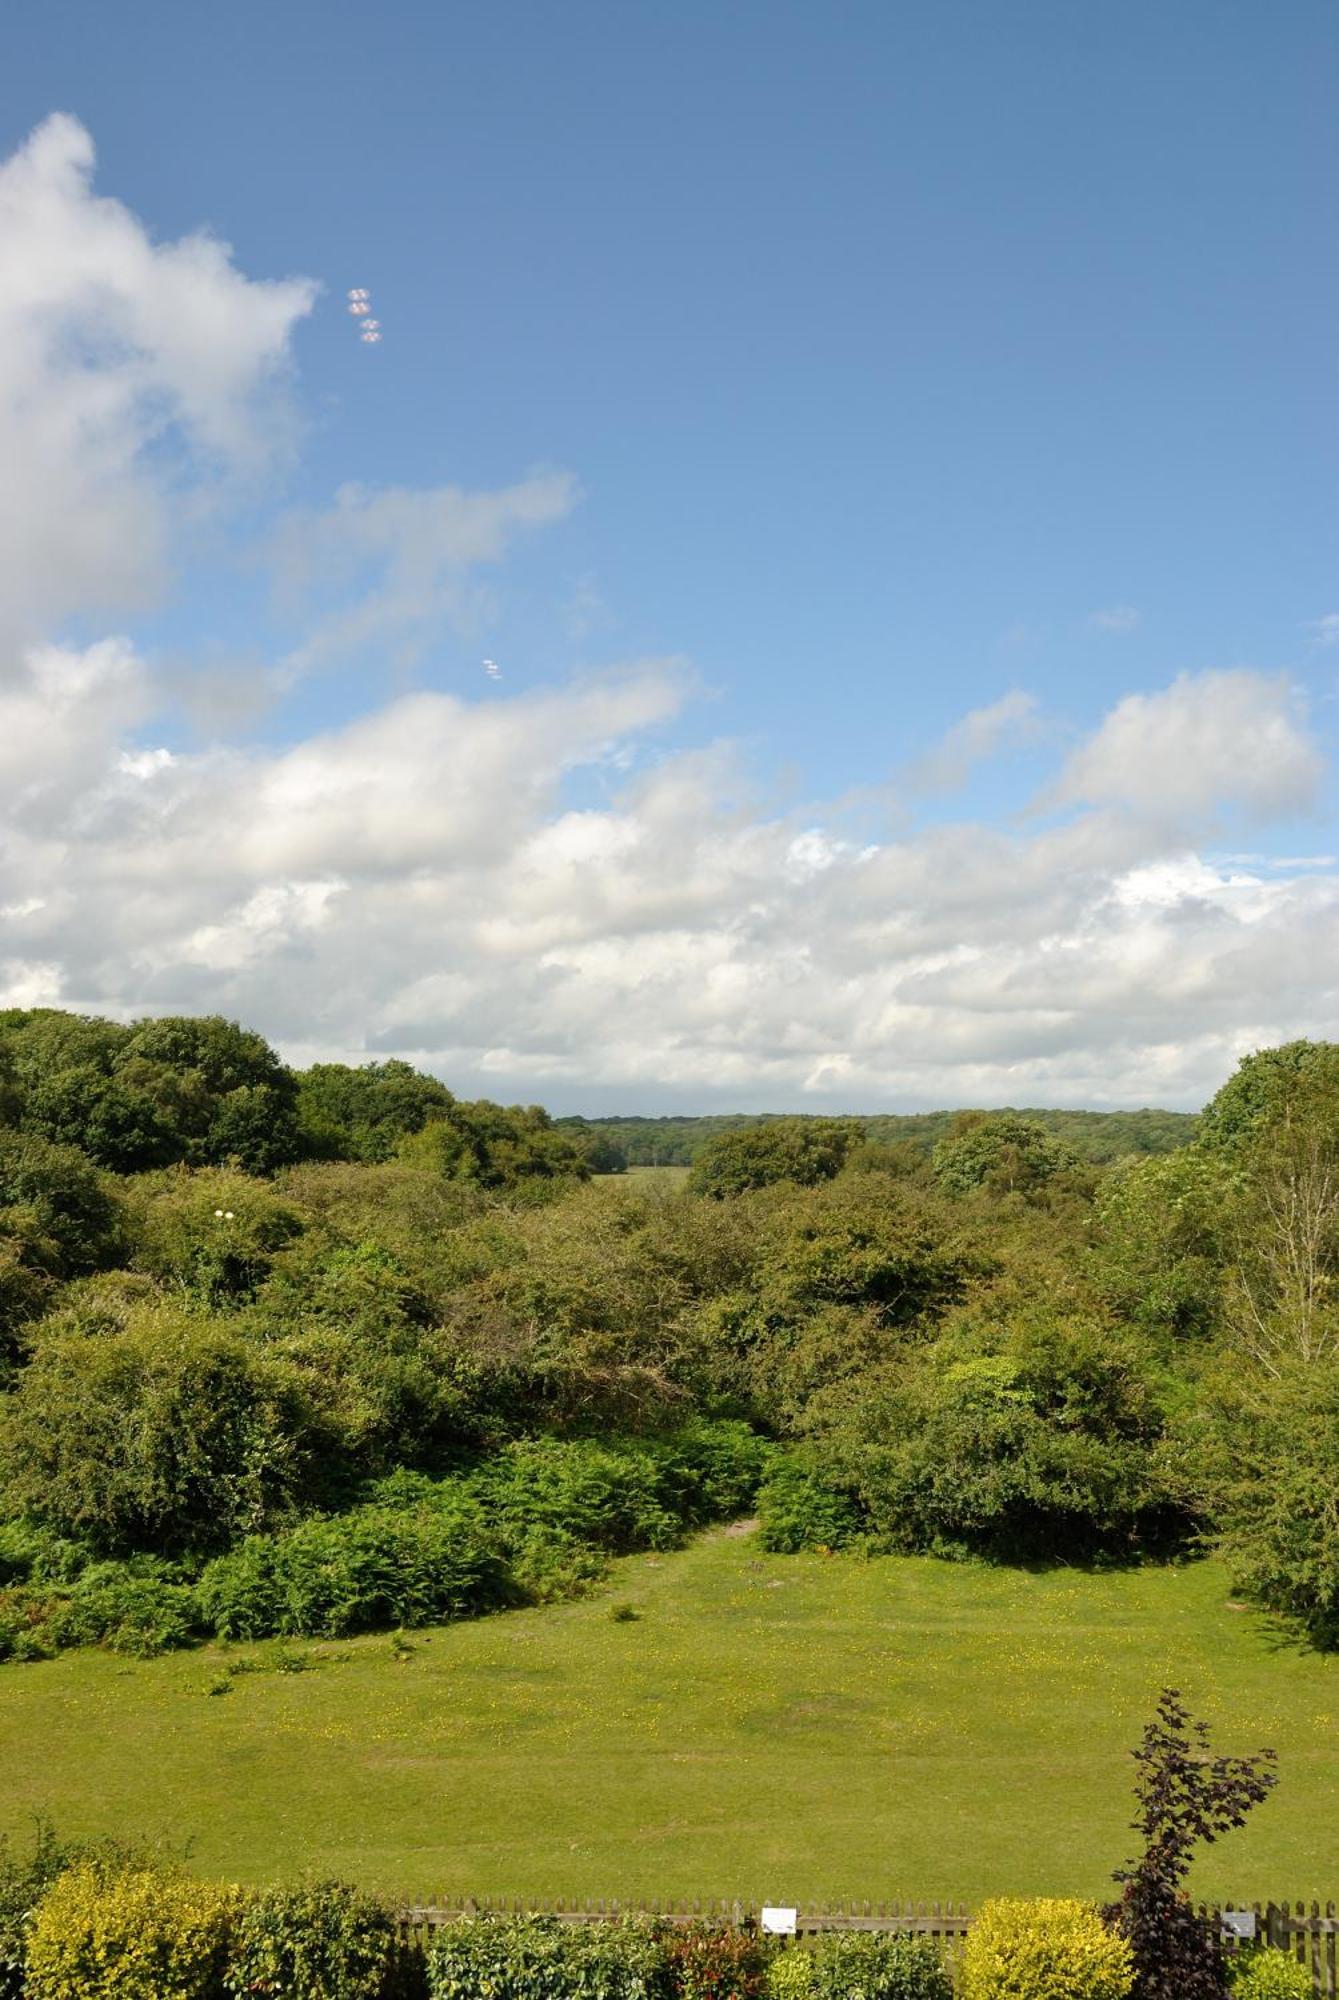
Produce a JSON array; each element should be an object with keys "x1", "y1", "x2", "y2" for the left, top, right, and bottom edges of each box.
[{"x1": 0, "y1": 1861, "x2": 1310, "y2": 2000}]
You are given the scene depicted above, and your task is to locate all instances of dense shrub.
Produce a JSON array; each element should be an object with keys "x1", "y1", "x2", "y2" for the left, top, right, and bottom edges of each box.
[
  {"x1": 426, "y1": 1913, "x2": 669, "y2": 2000},
  {"x1": 132, "y1": 1173, "x2": 304, "y2": 1308},
  {"x1": 800, "y1": 1318, "x2": 1185, "y2": 1564},
  {"x1": 0, "y1": 1307, "x2": 321, "y2": 1556},
  {"x1": 662, "y1": 1924, "x2": 770, "y2": 2000},
  {"x1": 766, "y1": 1931, "x2": 952, "y2": 2000},
  {"x1": 960, "y1": 1899, "x2": 1133, "y2": 2000},
  {"x1": 756, "y1": 1458, "x2": 861, "y2": 1553},
  {"x1": 198, "y1": 1495, "x2": 509, "y2": 1639},
  {"x1": 43, "y1": 1560, "x2": 200, "y2": 1656},
  {"x1": 1228, "y1": 1949, "x2": 1313, "y2": 1999},
  {"x1": 0, "y1": 1130, "x2": 123, "y2": 1281},
  {"x1": 225, "y1": 1880, "x2": 403, "y2": 1999},
  {"x1": 25, "y1": 1863, "x2": 238, "y2": 2000},
  {"x1": 1209, "y1": 1361, "x2": 1339, "y2": 1648}
]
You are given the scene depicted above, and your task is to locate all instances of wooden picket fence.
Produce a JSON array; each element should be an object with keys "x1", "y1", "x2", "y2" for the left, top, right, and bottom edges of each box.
[{"x1": 397, "y1": 1895, "x2": 1339, "y2": 1997}]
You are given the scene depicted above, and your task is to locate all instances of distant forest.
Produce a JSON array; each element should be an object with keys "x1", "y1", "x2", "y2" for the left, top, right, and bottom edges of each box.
[{"x1": 555, "y1": 1106, "x2": 1198, "y2": 1170}]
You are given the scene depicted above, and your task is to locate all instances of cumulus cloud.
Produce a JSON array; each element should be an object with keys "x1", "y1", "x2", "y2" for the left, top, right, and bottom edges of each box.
[
  {"x1": 1, "y1": 648, "x2": 1335, "y2": 1111},
  {"x1": 1048, "y1": 670, "x2": 1322, "y2": 829},
  {"x1": 0, "y1": 113, "x2": 315, "y2": 661},
  {"x1": 909, "y1": 690, "x2": 1040, "y2": 792},
  {"x1": 1307, "y1": 613, "x2": 1339, "y2": 647}
]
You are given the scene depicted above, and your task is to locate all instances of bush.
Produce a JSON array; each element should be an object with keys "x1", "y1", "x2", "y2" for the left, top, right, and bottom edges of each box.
[
  {"x1": 225, "y1": 1880, "x2": 402, "y2": 1999},
  {"x1": 198, "y1": 1498, "x2": 509, "y2": 1639},
  {"x1": 1229, "y1": 1949, "x2": 1313, "y2": 1999},
  {"x1": 0, "y1": 1307, "x2": 320, "y2": 1556},
  {"x1": 767, "y1": 1932, "x2": 952, "y2": 2000},
  {"x1": 1211, "y1": 1362, "x2": 1339, "y2": 1648},
  {"x1": 663, "y1": 1924, "x2": 769, "y2": 2000},
  {"x1": 960, "y1": 1899, "x2": 1133, "y2": 2000},
  {"x1": 756, "y1": 1457, "x2": 861, "y2": 1553},
  {"x1": 26, "y1": 1863, "x2": 237, "y2": 2000},
  {"x1": 426, "y1": 1913, "x2": 668, "y2": 2000},
  {"x1": 45, "y1": 1561, "x2": 200, "y2": 1656}
]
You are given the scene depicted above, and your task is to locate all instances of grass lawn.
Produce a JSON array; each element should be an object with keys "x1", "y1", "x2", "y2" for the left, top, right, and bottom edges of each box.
[{"x1": 1, "y1": 1528, "x2": 1335, "y2": 1905}]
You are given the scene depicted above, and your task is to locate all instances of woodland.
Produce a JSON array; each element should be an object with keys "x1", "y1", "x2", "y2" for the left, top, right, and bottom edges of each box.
[{"x1": 0, "y1": 1009, "x2": 1336, "y2": 1665}]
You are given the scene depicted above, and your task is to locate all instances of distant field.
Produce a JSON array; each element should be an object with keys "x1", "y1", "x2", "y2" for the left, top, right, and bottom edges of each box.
[{"x1": 1, "y1": 1530, "x2": 1334, "y2": 1904}]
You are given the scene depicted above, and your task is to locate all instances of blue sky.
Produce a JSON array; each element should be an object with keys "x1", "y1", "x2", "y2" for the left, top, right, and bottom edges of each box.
[{"x1": 1, "y1": 1, "x2": 1336, "y2": 1110}]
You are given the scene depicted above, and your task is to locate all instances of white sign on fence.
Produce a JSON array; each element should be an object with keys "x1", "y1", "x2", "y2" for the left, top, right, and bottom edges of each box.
[
  {"x1": 1221, "y1": 1911, "x2": 1257, "y2": 1941},
  {"x1": 761, "y1": 1908, "x2": 798, "y2": 1936}
]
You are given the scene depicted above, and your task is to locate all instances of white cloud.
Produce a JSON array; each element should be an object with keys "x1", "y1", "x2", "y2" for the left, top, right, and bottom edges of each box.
[
  {"x1": 0, "y1": 113, "x2": 315, "y2": 661},
  {"x1": 0, "y1": 652, "x2": 1335, "y2": 1111},
  {"x1": 1088, "y1": 605, "x2": 1141, "y2": 634},
  {"x1": 1048, "y1": 670, "x2": 1321, "y2": 829},
  {"x1": 910, "y1": 690, "x2": 1040, "y2": 791}
]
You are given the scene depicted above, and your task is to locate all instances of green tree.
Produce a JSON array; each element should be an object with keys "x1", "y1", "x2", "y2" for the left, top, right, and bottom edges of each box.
[
  {"x1": 295, "y1": 1059, "x2": 456, "y2": 1161},
  {"x1": 688, "y1": 1118, "x2": 862, "y2": 1198},
  {"x1": 931, "y1": 1112, "x2": 1083, "y2": 1199},
  {"x1": 1199, "y1": 1040, "x2": 1339, "y2": 1151}
]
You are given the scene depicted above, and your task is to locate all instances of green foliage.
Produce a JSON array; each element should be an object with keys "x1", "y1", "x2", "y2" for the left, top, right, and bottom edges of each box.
[
  {"x1": 427, "y1": 1914, "x2": 669, "y2": 2000},
  {"x1": 132, "y1": 1172, "x2": 304, "y2": 1307},
  {"x1": 756, "y1": 1456, "x2": 861, "y2": 1553},
  {"x1": 689, "y1": 1120, "x2": 862, "y2": 1198},
  {"x1": 555, "y1": 1110, "x2": 1196, "y2": 1171},
  {"x1": 197, "y1": 1495, "x2": 509, "y2": 1639},
  {"x1": 414, "y1": 1099, "x2": 589, "y2": 1189},
  {"x1": 1208, "y1": 1361, "x2": 1339, "y2": 1648},
  {"x1": 1228, "y1": 1949, "x2": 1312, "y2": 1999},
  {"x1": 224, "y1": 1880, "x2": 402, "y2": 1999},
  {"x1": 1090, "y1": 1152, "x2": 1234, "y2": 1343},
  {"x1": 0, "y1": 1305, "x2": 320, "y2": 1556},
  {"x1": 1199, "y1": 1040, "x2": 1339, "y2": 1151},
  {"x1": 0, "y1": 1009, "x2": 302, "y2": 1173},
  {"x1": 931, "y1": 1114, "x2": 1083, "y2": 1201},
  {"x1": 296, "y1": 1060, "x2": 456, "y2": 1163},
  {"x1": 960, "y1": 1899, "x2": 1133, "y2": 2000},
  {"x1": 25, "y1": 1863, "x2": 237, "y2": 2000},
  {"x1": 802, "y1": 1313, "x2": 1186, "y2": 1562},
  {"x1": 766, "y1": 1933, "x2": 951, "y2": 2000},
  {"x1": 0, "y1": 1131, "x2": 122, "y2": 1275}
]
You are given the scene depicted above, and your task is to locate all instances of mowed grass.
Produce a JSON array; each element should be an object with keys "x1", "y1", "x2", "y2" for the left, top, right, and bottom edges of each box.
[{"x1": 2, "y1": 1528, "x2": 1336, "y2": 1904}]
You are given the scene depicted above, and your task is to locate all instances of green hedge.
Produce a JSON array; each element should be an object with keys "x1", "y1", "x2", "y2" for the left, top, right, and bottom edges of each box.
[
  {"x1": 426, "y1": 1913, "x2": 670, "y2": 2000},
  {"x1": 765, "y1": 1932, "x2": 951, "y2": 2000}
]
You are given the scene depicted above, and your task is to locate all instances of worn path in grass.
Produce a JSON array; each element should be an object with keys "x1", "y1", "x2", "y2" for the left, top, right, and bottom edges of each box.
[{"x1": 1, "y1": 1529, "x2": 1335, "y2": 1903}]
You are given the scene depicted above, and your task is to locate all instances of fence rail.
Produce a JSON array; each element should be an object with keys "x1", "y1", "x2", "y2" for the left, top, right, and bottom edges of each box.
[{"x1": 397, "y1": 1896, "x2": 1339, "y2": 1997}]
